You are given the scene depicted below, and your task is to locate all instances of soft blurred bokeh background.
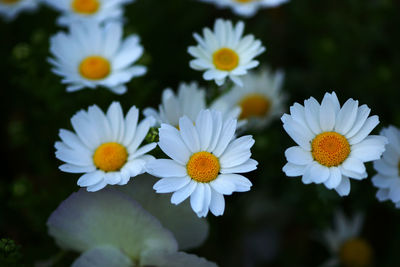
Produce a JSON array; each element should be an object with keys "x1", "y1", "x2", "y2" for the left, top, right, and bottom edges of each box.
[{"x1": 2, "y1": 0, "x2": 400, "y2": 266}]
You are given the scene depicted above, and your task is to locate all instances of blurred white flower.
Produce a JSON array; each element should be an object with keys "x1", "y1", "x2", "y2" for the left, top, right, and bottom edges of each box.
[
  {"x1": 143, "y1": 82, "x2": 241, "y2": 128},
  {"x1": 43, "y1": 0, "x2": 133, "y2": 26},
  {"x1": 372, "y1": 125, "x2": 400, "y2": 208},
  {"x1": 146, "y1": 109, "x2": 257, "y2": 217},
  {"x1": 188, "y1": 18, "x2": 265, "y2": 87},
  {"x1": 47, "y1": 175, "x2": 217, "y2": 267},
  {"x1": 321, "y1": 211, "x2": 372, "y2": 267},
  {"x1": 55, "y1": 102, "x2": 156, "y2": 192},
  {"x1": 49, "y1": 21, "x2": 146, "y2": 94},
  {"x1": 0, "y1": 0, "x2": 38, "y2": 21},
  {"x1": 211, "y1": 68, "x2": 285, "y2": 130},
  {"x1": 199, "y1": 0, "x2": 289, "y2": 17},
  {"x1": 282, "y1": 92, "x2": 387, "y2": 196}
]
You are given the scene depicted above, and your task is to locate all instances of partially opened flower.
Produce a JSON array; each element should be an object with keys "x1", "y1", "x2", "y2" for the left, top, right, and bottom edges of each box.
[
  {"x1": 282, "y1": 92, "x2": 387, "y2": 196},
  {"x1": 188, "y1": 19, "x2": 265, "y2": 86},
  {"x1": 55, "y1": 102, "x2": 156, "y2": 192},
  {"x1": 0, "y1": 0, "x2": 38, "y2": 21},
  {"x1": 199, "y1": 0, "x2": 289, "y2": 17},
  {"x1": 321, "y1": 211, "x2": 373, "y2": 267},
  {"x1": 211, "y1": 68, "x2": 285, "y2": 130},
  {"x1": 43, "y1": 0, "x2": 133, "y2": 26},
  {"x1": 49, "y1": 21, "x2": 146, "y2": 94},
  {"x1": 372, "y1": 125, "x2": 400, "y2": 208},
  {"x1": 47, "y1": 182, "x2": 217, "y2": 267},
  {"x1": 146, "y1": 109, "x2": 257, "y2": 217}
]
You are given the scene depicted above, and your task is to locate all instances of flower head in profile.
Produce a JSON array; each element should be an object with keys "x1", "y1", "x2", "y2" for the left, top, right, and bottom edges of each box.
[
  {"x1": 188, "y1": 19, "x2": 265, "y2": 87},
  {"x1": 321, "y1": 211, "x2": 373, "y2": 267},
  {"x1": 212, "y1": 68, "x2": 285, "y2": 130},
  {"x1": 199, "y1": 0, "x2": 289, "y2": 18},
  {"x1": 47, "y1": 176, "x2": 217, "y2": 267},
  {"x1": 146, "y1": 109, "x2": 257, "y2": 217},
  {"x1": 143, "y1": 82, "x2": 242, "y2": 129},
  {"x1": 0, "y1": 0, "x2": 38, "y2": 21},
  {"x1": 282, "y1": 92, "x2": 387, "y2": 196},
  {"x1": 55, "y1": 102, "x2": 156, "y2": 192},
  {"x1": 49, "y1": 21, "x2": 146, "y2": 94},
  {"x1": 43, "y1": 0, "x2": 133, "y2": 26},
  {"x1": 372, "y1": 125, "x2": 400, "y2": 208}
]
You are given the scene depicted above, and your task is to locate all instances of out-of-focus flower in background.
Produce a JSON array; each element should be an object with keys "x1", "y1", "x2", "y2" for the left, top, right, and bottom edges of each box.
[
  {"x1": 143, "y1": 82, "x2": 206, "y2": 128},
  {"x1": 212, "y1": 67, "x2": 285, "y2": 131},
  {"x1": 55, "y1": 102, "x2": 156, "y2": 192},
  {"x1": 147, "y1": 109, "x2": 257, "y2": 217},
  {"x1": 320, "y1": 211, "x2": 373, "y2": 267},
  {"x1": 198, "y1": 0, "x2": 289, "y2": 18},
  {"x1": 42, "y1": 0, "x2": 133, "y2": 26},
  {"x1": 282, "y1": 92, "x2": 387, "y2": 196},
  {"x1": 0, "y1": 0, "x2": 39, "y2": 21},
  {"x1": 372, "y1": 125, "x2": 400, "y2": 208},
  {"x1": 49, "y1": 21, "x2": 146, "y2": 94},
  {"x1": 47, "y1": 175, "x2": 217, "y2": 267},
  {"x1": 188, "y1": 19, "x2": 265, "y2": 87}
]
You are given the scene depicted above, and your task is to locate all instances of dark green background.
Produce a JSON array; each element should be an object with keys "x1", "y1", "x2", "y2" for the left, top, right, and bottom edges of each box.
[{"x1": 2, "y1": 0, "x2": 400, "y2": 266}]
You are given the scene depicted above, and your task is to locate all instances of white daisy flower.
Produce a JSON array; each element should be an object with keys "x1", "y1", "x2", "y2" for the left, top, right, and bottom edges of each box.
[
  {"x1": 49, "y1": 21, "x2": 146, "y2": 95},
  {"x1": 47, "y1": 183, "x2": 217, "y2": 267},
  {"x1": 372, "y1": 125, "x2": 400, "y2": 208},
  {"x1": 146, "y1": 109, "x2": 258, "y2": 217},
  {"x1": 143, "y1": 82, "x2": 207, "y2": 128},
  {"x1": 188, "y1": 18, "x2": 265, "y2": 87},
  {"x1": 321, "y1": 211, "x2": 373, "y2": 267},
  {"x1": 282, "y1": 92, "x2": 387, "y2": 196},
  {"x1": 43, "y1": 0, "x2": 133, "y2": 26},
  {"x1": 55, "y1": 102, "x2": 156, "y2": 192},
  {"x1": 199, "y1": 0, "x2": 289, "y2": 18},
  {"x1": 0, "y1": 0, "x2": 38, "y2": 21},
  {"x1": 211, "y1": 68, "x2": 285, "y2": 130},
  {"x1": 143, "y1": 82, "x2": 242, "y2": 129}
]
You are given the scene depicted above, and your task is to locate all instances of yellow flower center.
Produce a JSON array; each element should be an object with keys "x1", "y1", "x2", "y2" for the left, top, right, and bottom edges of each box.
[
  {"x1": 93, "y1": 142, "x2": 128, "y2": 172},
  {"x1": 239, "y1": 93, "x2": 271, "y2": 120},
  {"x1": 186, "y1": 151, "x2": 220, "y2": 183},
  {"x1": 79, "y1": 56, "x2": 111, "y2": 80},
  {"x1": 339, "y1": 238, "x2": 373, "y2": 267},
  {"x1": 71, "y1": 0, "x2": 100, "y2": 14},
  {"x1": 311, "y1": 132, "x2": 350, "y2": 167},
  {"x1": 213, "y1": 48, "x2": 239, "y2": 71}
]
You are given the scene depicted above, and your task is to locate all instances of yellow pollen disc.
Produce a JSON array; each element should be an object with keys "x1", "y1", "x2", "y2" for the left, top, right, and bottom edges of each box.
[
  {"x1": 79, "y1": 56, "x2": 111, "y2": 80},
  {"x1": 311, "y1": 132, "x2": 350, "y2": 167},
  {"x1": 71, "y1": 0, "x2": 100, "y2": 14},
  {"x1": 1, "y1": 0, "x2": 20, "y2": 4},
  {"x1": 339, "y1": 238, "x2": 373, "y2": 267},
  {"x1": 93, "y1": 142, "x2": 128, "y2": 172},
  {"x1": 213, "y1": 48, "x2": 239, "y2": 71},
  {"x1": 186, "y1": 151, "x2": 220, "y2": 183},
  {"x1": 239, "y1": 93, "x2": 271, "y2": 120}
]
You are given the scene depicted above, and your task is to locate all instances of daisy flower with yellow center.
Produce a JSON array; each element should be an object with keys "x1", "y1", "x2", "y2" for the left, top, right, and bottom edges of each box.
[
  {"x1": 372, "y1": 126, "x2": 400, "y2": 208},
  {"x1": 0, "y1": 0, "x2": 38, "y2": 21},
  {"x1": 321, "y1": 211, "x2": 373, "y2": 267},
  {"x1": 146, "y1": 109, "x2": 258, "y2": 217},
  {"x1": 282, "y1": 92, "x2": 387, "y2": 196},
  {"x1": 211, "y1": 68, "x2": 285, "y2": 130},
  {"x1": 199, "y1": 0, "x2": 289, "y2": 17},
  {"x1": 55, "y1": 102, "x2": 156, "y2": 192},
  {"x1": 43, "y1": 0, "x2": 133, "y2": 26},
  {"x1": 188, "y1": 18, "x2": 265, "y2": 87},
  {"x1": 49, "y1": 21, "x2": 146, "y2": 95}
]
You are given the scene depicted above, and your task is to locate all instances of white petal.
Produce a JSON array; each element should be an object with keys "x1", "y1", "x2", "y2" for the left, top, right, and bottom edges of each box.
[
  {"x1": 179, "y1": 116, "x2": 201, "y2": 153},
  {"x1": 77, "y1": 171, "x2": 104, "y2": 187},
  {"x1": 195, "y1": 110, "x2": 213, "y2": 151},
  {"x1": 284, "y1": 146, "x2": 313, "y2": 165},
  {"x1": 190, "y1": 183, "x2": 205, "y2": 213},
  {"x1": 158, "y1": 124, "x2": 191, "y2": 165},
  {"x1": 282, "y1": 162, "x2": 307, "y2": 177},
  {"x1": 153, "y1": 177, "x2": 191, "y2": 193},
  {"x1": 319, "y1": 93, "x2": 336, "y2": 131},
  {"x1": 171, "y1": 180, "x2": 197, "y2": 205},
  {"x1": 219, "y1": 174, "x2": 252, "y2": 192},
  {"x1": 348, "y1": 116, "x2": 379, "y2": 145},
  {"x1": 334, "y1": 176, "x2": 351, "y2": 196},
  {"x1": 341, "y1": 157, "x2": 366, "y2": 176},
  {"x1": 220, "y1": 159, "x2": 258, "y2": 174},
  {"x1": 209, "y1": 189, "x2": 225, "y2": 216},
  {"x1": 72, "y1": 245, "x2": 132, "y2": 267},
  {"x1": 324, "y1": 167, "x2": 342, "y2": 189},
  {"x1": 146, "y1": 159, "x2": 187, "y2": 178},
  {"x1": 335, "y1": 99, "x2": 358, "y2": 135}
]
